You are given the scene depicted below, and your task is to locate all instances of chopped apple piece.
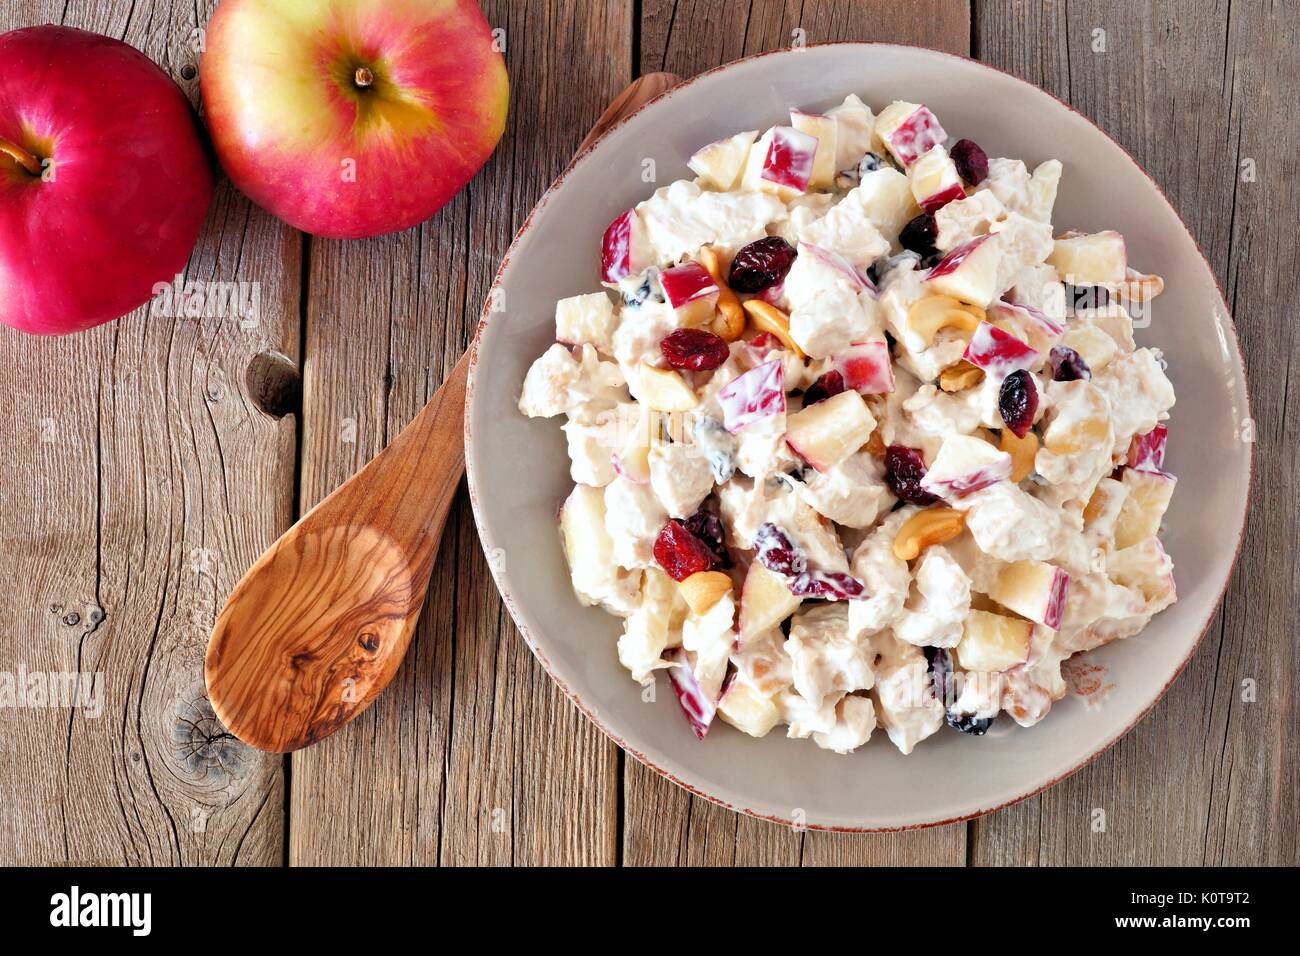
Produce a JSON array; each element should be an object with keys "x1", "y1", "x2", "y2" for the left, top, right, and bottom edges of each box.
[
  {"x1": 909, "y1": 145, "x2": 965, "y2": 213},
  {"x1": 785, "y1": 390, "x2": 877, "y2": 472},
  {"x1": 989, "y1": 561, "x2": 1070, "y2": 629},
  {"x1": 663, "y1": 647, "x2": 717, "y2": 739},
  {"x1": 1113, "y1": 468, "x2": 1176, "y2": 549},
  {"x1": 919, "y1": 434, "x2": 1013, "y2": 499},
  {"x1": 560, "y1": 484, "x2": 619, "y2": 606},
  {"x1": 739, "y1": 561, "x2": 802, "y2": 640},
  {"x1": 790, "y1": 109, "x2": 838, "y2": 188},
  {"x1": 688, "y1": 129, "x2": 758, "y2": 190},
  {"x1": 631, "y1": 363, "x2": 698, "y2": 412},
  {"x1": 925, "y1": 234, "x2": 1001, "y2": 307},
  {"x1": 988, "y1": 300, "x2": 1065, "y2": 354},
  {"x1": 659, "y1": 261, "x2": 720, "y2": 326},
  {"x1": 826, "y1": 93, "x2": 877, "y2": 169},
  {"x1": 717, "y1": 681, "x2": 782, "y2": 737},
  {"x1": 833, "y1": 340, "x2": 894, "y2": 394},
  {"x1": 855, "y1": 168, "x2": 921, "y2": 240},
  {"x1": 742, "y1": 126, "x2": 818, "y2": 198},
  {"x1": 955, "y1": 610, "x2": 1033, "y2": 672},
  {"x1": 1048, "y1": 230, "x2": 1127, "y2": 285},
  {"x1": 962, "y1": 320, "x2": 1039, "y2": 377},
  {"x1": 1108, "y1": 535, "x2": 1176, "y2": 608},
  {"x1": 1126, "y1": 424, "x2": 1168, "y2": 473},
  {"x1": 717, "y1": 359, "x2": 785, "y2": 432},
  {"x1": 1059, "y1": 323, "x2": 1118, "y2": 371},
  {"x1": 600, "y1": 208, "x2": 654, "y2": 282},
  {"x1": 796, "y1": 241, "x2": 874, "y2": 293},
  {"x1": 555, "y1": 292, "x2": 617, "y2": 351},
  {"x1": 874, "y1": 101, "x2": 947, "y2": 167}
]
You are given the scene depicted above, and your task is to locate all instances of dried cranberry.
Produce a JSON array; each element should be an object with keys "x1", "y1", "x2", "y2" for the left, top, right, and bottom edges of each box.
[
  {"x1": 899, "y1": 213, "x2": 939, "y2": 258},
  {"x1": 753, "y1": 522, "x2": 806, "y2": 577},
  {"x1": 1049, "y1": 345, "x2": 1092, "y2": 382},
  {"x1": 728, "y1": 237, "x2": 797, "y2": 293},
  {"x1": 801, "y1": 370, "x2": 846, "y2": 408},
  {"x1": 653, "y1": 520, "x2": 719, "y2": 582},
  {"x1": 683, "y1": 510, "x2": 730, "y2": 569},
  {"x1": 885, "y1": 445, "x2": 939, "y2": 506},
  {"x1": 790, "y1": 570, "x2": 866, "y2": 599},
  {"x1": 998, "y1": 369, "x2": 1039, "y2": 438},
  {"x1": 950, "y1": 139, "x2": 989, "y2": 186},
  {"x1": 1066, "y1": 284, "x2": 1109, "y2": 310},
  {"x1": 660, "y1": 328, "x2": 729, "y2": 371}
]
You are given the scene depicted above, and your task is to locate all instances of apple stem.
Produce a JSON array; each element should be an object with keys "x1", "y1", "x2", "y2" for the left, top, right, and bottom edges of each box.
[
  {"x1": 0, "y1": 137, "x2": 42, "y2": 176},
  {"x1": 354, "y1": 67, "x2": 374, "y2": 90}
]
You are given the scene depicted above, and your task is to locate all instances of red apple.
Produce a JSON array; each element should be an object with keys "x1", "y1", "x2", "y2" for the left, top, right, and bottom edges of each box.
[
  {"x1": 201, "y1": 0, "x2": 509, "y2": 239},
  {"x1": 0, "y1": 26, "x2": 213, "y2": 336}
]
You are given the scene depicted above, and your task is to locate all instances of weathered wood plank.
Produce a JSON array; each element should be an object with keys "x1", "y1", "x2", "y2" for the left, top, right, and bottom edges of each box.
[
  {"x1": 971, "y1": 0, "x2": 1296, "y2": 866},
  {"x1": 0, "y1": 0, "x2": 292, "y2": 865},
  {"x1": 625, "y1": 0, "x2": 971, "y2": 867},
  {"x1": 288, "y1": 0, "x2": 633, "y2": 866}
]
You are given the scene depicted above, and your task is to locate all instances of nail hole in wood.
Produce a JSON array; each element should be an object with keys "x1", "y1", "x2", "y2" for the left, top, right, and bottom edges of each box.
[
  {"x1": 180, "y1": 64, "x2": 198, "y2": 81},
  {"x1": 246, "y1": 350, "x2": 301, "y2": 420}
]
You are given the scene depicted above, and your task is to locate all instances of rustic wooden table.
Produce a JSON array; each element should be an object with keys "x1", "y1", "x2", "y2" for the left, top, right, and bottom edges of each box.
[{"x1": 1, "y1": 0, "x2": 1294, "y2": 866}]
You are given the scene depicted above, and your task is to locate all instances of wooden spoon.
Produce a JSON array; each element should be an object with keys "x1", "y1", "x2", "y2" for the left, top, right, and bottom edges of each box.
[{"x1": 206, "y1": 72, "x2": 681, "y2": 753}]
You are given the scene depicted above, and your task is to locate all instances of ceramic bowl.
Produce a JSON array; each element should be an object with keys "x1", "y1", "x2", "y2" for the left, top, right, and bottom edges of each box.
[{"x1": 465, "y1": 43, "x2": 1252, "y2": 830}]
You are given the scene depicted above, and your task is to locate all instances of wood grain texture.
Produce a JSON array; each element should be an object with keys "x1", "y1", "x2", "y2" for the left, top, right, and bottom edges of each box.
[
  {"x1": 1, "y1": 0, "x2": 1293, "y2": 868},
  {"x1": 622, "y1": 0, "x2": 971, "y2": 868},
  {"x1": 287, "y1": 0, "x2": 635, "y2": 866},
  {"x1": 0, "y1": 0, "x2": 290, "y2": 865},
  {"x1": 970, "y1": 0, "x2": 1297, "y2": 866},
  {"x1": 205, "y1": 353, "x2": 467, "y2": 753}
]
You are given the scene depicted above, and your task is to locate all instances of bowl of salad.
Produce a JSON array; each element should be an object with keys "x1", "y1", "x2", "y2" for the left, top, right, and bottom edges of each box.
[{"x1": 465, "y1": 43, "x2": 1252, "y2": 830}]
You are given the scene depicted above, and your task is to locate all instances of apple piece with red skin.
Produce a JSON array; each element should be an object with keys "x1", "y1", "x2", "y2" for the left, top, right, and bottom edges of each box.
[
  {"x1": 963, "y1": 321, "x2": 1040, "y2": 378},
  {"x1": 659, "y1": 261, "x2": 720, "y2": 326},
  {"x1": 1126, "y1": 424, "x2": 1169, "y2": 473},
  {"x1": 990, "y1": 561, "x2": 1070, "y2": 630},
  {"x1": 833, "y1": 340, "x2": 895, "y2": 394},
  {"x1": 909, "y1": 145, "x2": 966, "y2": 213},
  {"x1": 919, "y1": 433, "x2": 1012, "y2": 499},
  {"x1": 875, "y1": 101, "x2": 947, "y2": 167},
  {"x1": 744, "y1": 126, "x2": 817, "y2": 197},
  {"x1": 663, "y1": 647, "x2": 717, "y2": 739},
  {"x1": 924, "y1": 233, "x2": 1000, "y2": 307},
  {"x1": 201, "y1": 0, "x2": 508, "y2": 240},
  {"x1": 600, "y1": 209, "x2": 655, "y2": 283},
  {"x1": 717, "y1": 359, "x2": 785, "y2": 432},
  {"x1": 790, "y1": 109, "x2": 837, "y2": 188},
  {"x1": 0, "y1": 26, "x2": 213, "y2": 336},
  {"x1": 798, "y1": 242, "x2": 875, "y2": 295},
  {"x1": 988, "y1": 300, "x2": 1065, "y2": 354}
]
